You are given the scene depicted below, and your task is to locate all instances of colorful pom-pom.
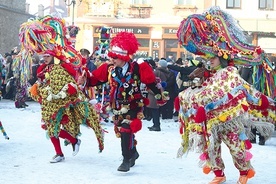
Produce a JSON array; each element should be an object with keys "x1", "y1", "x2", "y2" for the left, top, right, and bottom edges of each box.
[
  {"x1": 241, "y1": 104, "x2": 249, "y2": 111},
  {"x1": 247, "y1": 169, "x2": 255, "y2": 178},
  {"x1": 239, "y1": 132, "x2": 247, "y2": 140},
  {"x1": 245, "y1": 151, "x2": 253, "y2": 161},
  {"x1": 203, "y1": 165, "x2": 211, "y2": 174},
  {"x1": 194, "y1": 106, "x2": 206, "y2": 123},
  {"x1": 130, "y1": 119, "x2": 142, "y2": 133},
  {"x1": 199, "y1": 152, "x2": 209, "y2": 161},
  {"x1": 161, "y1": 81, "x2": 167, "y2": 88},
  {"x1": 244, "y1": 139, "x2": 252, "y2": 150},
  {"x1": 218, "y1": 114, "x2": 227, "y2": 122}
]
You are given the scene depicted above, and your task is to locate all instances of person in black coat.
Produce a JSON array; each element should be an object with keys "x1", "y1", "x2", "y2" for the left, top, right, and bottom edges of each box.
[
  {"x1": 167, "y1": 58, "x2": 199, "y2": 92},
  {"x1": 155, "y1": 59, "x2": 177, "y2": 120},
  {"x1": 28, "y1": 57, "x2": 40, "y2": 86}
]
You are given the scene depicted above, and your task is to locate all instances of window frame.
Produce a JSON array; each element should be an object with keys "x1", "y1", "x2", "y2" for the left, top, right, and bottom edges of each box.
[
  {"x1": 259, "y1": 0, "x2": 274, "y2": 10},
  {"x1": 131, "y1": 0, "x2": 150, "y2": 5},
  {"x1": 226, "y1": 0, "x2": 242, "y2": 9},
  {"x1": 175, "y1": 0, "x2": 193, "y2": 5}
]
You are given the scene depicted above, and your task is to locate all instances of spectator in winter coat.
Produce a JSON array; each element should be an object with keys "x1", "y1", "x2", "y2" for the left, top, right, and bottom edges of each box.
[
  {"x1": 28, "y1": 57, "x2": 40, "y2": 86},
  {"x1": 167, "y1": 59, "x2": 200, "y2": 92},
  {"x1": 154, "y1": 59, "x2": 177, "y2": 120},
  {"x1": 80, "y1": 48, "x2": 97, "y2": 72}
]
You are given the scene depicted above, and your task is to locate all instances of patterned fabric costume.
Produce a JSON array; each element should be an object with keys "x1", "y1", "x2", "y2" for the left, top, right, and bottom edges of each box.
[
  {"x1": 83, "y1": 32, "x2": 167, "y2": 172},
  {"x1": 19, "y1": 16, "x2": 104, "y2": 162},
  {"x1": 33, "y1": 61, "x2": 103, "y2": 149},
  {"x1": 176, "y1": 6, "x2": 276, "y2": 184}
]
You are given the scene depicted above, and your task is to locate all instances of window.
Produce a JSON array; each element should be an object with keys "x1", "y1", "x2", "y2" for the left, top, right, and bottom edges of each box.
[
  {"x1": 137, "y1": 39, "x2": 149, "y2": 47},
  {"x1": 226, "y1": 0, "x2": 241, "y2": 9},
  {"x1": 165, "y1": 39, "x2": 178, "y2": 48},
  {"x1": 131, "y1": 0, "x2": 150, "y2": 4},
  {"x1": 259, "y1": 0, "x2": 274, "y2": 10},
  {"x1": 176, "y1": 0, "x2": 193, "y2": 5}
]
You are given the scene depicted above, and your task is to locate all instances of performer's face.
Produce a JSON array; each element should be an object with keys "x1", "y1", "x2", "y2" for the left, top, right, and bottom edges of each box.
[
  {"x1": 209, "y1": 56, "x2": 220, "y2": 69},
  {"x1": 112, "y1": 57, "x2": 126, "y2": 68},
  {"x1": 43, "y1": 55, "x2": 53, "y2": 65}
]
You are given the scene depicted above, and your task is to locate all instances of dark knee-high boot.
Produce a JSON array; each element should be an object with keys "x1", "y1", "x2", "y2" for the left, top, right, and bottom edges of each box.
[
  {"x1": 130, "y1": 145, "x2": 139, "y2": 167},
  {"x1": 117, "y1": 124, "x2": 131, "y2": 172}
]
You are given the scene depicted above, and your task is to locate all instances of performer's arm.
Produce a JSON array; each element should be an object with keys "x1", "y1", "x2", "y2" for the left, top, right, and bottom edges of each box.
[
  {"x1": 137, "y1": 61, "x2": 167, "y2": 105},
  {"x1": 88, "y1": 62, "x2": 110, "y2": 86}
]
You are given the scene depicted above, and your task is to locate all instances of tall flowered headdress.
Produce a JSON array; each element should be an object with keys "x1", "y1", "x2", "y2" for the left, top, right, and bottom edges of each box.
[
  {"x1": 177, "y1": 6, "x2": 275, "y2": 98},
  {"x1": 19, "y1": 15, "x2": 83, "y2": 68}
]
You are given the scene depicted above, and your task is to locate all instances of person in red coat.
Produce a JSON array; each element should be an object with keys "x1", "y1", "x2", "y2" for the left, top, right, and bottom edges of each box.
[{"x1": 78, "y1": 32, "x2": 167, "y2": 172}]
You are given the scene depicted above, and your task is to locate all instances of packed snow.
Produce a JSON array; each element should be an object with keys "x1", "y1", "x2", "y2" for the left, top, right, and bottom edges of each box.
[{"x1": 1, "y1": 99, "x2": 276, "y2": 184}]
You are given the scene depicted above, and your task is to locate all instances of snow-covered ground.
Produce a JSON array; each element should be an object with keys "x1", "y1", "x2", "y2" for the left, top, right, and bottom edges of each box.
[{"x1": 0, "y1": 99, "x2": 276, "y2": 184}]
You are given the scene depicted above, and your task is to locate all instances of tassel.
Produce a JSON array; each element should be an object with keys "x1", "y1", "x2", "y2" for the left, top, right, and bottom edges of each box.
[
  {"x1": 241, "y1": 104, "x2": 249, "y2": 111},
  {"x1": 174, "y1": 96, "x2": 180, "y2": 112},
  {"x1": 261, "y1": 111, "x2": 268, "y2": 116},
  {"x1": 239, "y1": 132, "x2": 247, "y2": 140},
  {"x1": 203, "y1": 165, "x2": 211, "y2": 174},
  {"x1": 244, "y1": 139, "x2": 252, "y2": 150},
  {"x1": 161, "y1": 81, "x2": 167, "y2": 88},
  {"x1": 67, "y1": 84, "x2": 77, "y2": 95},
  {"x1": 258, "y1": 94, "x2": 269, "y2": 110},
  {"x1": 194, "y1": 106, "x2": 206, "y2": 123},
  {"x1": 245, "y1": 151, "x2": 253, "y2": 161},
  {"x1": 199, "y1": 152, "x2": 209, "y2": 161},
  {"x1": 206, "y1": 102, "x2": 215, "y2": 110},
  {"x1": 130, "y1": 119, "x2": 142, "y2": 133},
  {"x1": 227, "y1": 93, "x2": 233, "y2": 100},
  {"x1": 247, "y1": 169, "x2": 255, "y2": 178},
  {"x1": 29, "y1": 83, "x2": 38, "y2": 97},
  {"x1": 179, "y1": 124, "x2": 184, "y2": 134},
  {"x1": 143, "y1": 98, "x2": 150, "y2": 106},
  {"x1": 218, "y1": 114, "x2": 227, "y2": 122}
]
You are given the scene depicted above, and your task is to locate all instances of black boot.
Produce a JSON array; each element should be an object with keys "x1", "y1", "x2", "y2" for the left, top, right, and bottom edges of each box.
[
  {"x1": 259, "y1": 136, "x2": 265, "y2": 145},
  {"x1": 130, "y1": 151, "x2": 139, "y2": 167},
  {"x1": 117, "y1": 159, "x2": 130, "y2": 172},
  {"x1": 149, "y1": 126, "x2": 161, "y2": 131},
  {"x1": 250, "y1": 137, "x2": 256, "y2": 144},
  {"x1": 250, "y1": 128, "x2": 257, "y2": 143}
]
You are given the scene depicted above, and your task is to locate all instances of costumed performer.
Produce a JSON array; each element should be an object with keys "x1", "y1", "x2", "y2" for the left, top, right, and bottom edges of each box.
[
  {"x1": 19, "y1": 17, "x2": 104, "y2": 163},
  {"x1": 176, "y1": 6, "x2": 276, "y2": 184},
  {"x1": 29, "y1": 46, "x2": 104, "y2": 163},
  {"x1": 78, "y1": 31, "x2": 168, "y2": 172}
]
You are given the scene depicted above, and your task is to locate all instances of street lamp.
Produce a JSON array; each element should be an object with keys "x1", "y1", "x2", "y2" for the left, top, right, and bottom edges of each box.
[{"x1": 64, "y1": 0, "x2": 83, "y2": 25}]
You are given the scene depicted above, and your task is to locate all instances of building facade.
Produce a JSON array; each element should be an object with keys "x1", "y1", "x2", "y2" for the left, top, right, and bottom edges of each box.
[
  {"x1": 68, "y1": 0, "x2": 276, "y2": 60},
  {"x1": 0, "y1": 0, "x2": 34, "y2": 54}
]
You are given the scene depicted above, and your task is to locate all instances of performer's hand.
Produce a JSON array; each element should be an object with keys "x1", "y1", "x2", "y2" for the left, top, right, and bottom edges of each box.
[{"x1": 77, "y1": 75, "x2": 85, "y2": 85}]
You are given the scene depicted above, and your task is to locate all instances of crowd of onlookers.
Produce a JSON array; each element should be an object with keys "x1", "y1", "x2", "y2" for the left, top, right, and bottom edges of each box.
[
  {"x1": 141, "y1": 55, "x2": 206, "y2": 131},
  {"x1": 1, "y1": 46, "x2": 274, "y2": 145},
  {"x1": 0, "y1": 47, "x2": 43, "y2": 107}
]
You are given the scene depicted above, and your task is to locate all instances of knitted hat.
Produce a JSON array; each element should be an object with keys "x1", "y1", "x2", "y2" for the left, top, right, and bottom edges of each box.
[
  {"x1": 159, "y1": 59, "x2": 168, "y2": 67},
  {"x1": 108, "y1": 32, "x2": 140, "y2": 61}
]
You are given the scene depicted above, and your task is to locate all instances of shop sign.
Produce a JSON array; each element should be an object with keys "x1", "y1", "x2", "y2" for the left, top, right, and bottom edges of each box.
[
  {"x1": 164, "y1": 28, "x2": 178, "y2": 34},
  {"x1": 94, "y1": 27, "x2": 149, "y2": 34}
]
